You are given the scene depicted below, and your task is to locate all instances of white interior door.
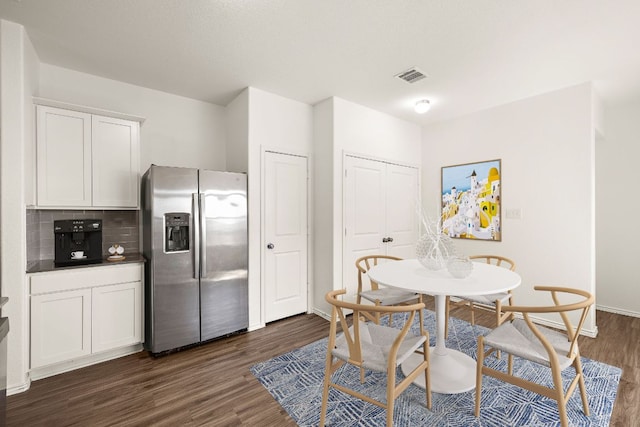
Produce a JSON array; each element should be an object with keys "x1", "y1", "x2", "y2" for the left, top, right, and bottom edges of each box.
[
  {"x1": 385, "y1": 163, "x2": 420, "y2": 258},
  {"x1": 343, "y1": 156, "x2": 386, "y2": 301},
  {"x1": 343, "y1": 155, "x2": 419, "y2": 301},
  {"x1": 264, "y1": 151, "x2": 308, "y2": 322}
]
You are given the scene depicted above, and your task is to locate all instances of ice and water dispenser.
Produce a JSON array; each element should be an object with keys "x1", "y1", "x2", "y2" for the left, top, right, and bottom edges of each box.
[{"x1": 165, "y1": 213, "x2": 190, "y2": 252}]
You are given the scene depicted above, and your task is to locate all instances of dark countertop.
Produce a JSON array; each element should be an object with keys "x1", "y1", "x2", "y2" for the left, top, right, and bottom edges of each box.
[{"x1": 26, "y1": 253, "x2": 146, "y2": 274}]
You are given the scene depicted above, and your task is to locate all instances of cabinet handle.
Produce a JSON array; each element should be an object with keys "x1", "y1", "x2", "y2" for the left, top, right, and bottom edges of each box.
[
  {"x1": 267, "y1": 243, "x2": 275, "y2": 250},
  {"x1": 387, "y1": 237, "x2": 393, "y2": 243},
  {"x1": 382, "y1": 237, "x2": 389, "y2": 243}
]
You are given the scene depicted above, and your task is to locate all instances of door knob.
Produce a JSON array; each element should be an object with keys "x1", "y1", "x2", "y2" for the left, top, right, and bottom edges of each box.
[{"x1": 267, "y1": 243, "x2": 275, "y2": 249}]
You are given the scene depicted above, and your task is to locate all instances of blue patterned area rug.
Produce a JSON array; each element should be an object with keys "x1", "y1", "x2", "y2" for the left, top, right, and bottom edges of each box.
[{"x1": 250, "y1": 310, "x2": 621, "y2": 426}]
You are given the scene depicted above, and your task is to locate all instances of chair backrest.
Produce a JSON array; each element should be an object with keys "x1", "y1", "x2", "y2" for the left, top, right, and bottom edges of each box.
[
  {"x1": 469, "y1": 254, "x2": 516, "y2": 271},
  {"x1": 355, "y1": 255, "x2": 402, "y2": 292},
  {"x1": 504, "y1": 286, "x2": 594, "y2": 359},
  {"x1": 325, "y1": 289, "x2": 424, "y2": 369}
]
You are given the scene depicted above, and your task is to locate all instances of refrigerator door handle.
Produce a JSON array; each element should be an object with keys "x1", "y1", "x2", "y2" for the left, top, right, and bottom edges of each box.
[
  {"x1": 192, "y1": 193, "x2": 200, "y2": 279},
  {"x1": 199, "y1": 192, "x2": 207, "y2": 279}
]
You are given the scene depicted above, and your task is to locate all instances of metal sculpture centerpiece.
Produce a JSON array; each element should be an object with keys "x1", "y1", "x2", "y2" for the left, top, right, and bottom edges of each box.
[{"x1": 416, "y1": 207, "x2": 473, "y2": 278}]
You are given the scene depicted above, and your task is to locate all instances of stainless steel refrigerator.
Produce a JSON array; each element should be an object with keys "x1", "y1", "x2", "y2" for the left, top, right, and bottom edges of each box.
[{"x1": 142, "y1": 165, "x2": 248, "y2": 354}]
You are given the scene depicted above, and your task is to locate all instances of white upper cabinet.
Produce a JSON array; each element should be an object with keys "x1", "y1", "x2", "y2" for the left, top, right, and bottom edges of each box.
[
  {"x1": 91, "y1": 115, "x2": 140, "y2": 207},
  {"x1": 35, "y1": 100, "x2": 142, "y2": 209},
  {"x1": 36, "y1": 106, "x2": 93, "y2": 207}
]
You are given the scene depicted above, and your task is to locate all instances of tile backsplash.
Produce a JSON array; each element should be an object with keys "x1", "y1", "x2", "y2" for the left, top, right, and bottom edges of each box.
[{"x1": 26, "y1": 209, "x2": 140, "y2": 263}]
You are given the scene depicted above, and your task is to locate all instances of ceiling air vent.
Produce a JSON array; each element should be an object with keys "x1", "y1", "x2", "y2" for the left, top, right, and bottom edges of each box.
[{"x1": 395, "y1": 67, "x2": 427, "y2": 84}]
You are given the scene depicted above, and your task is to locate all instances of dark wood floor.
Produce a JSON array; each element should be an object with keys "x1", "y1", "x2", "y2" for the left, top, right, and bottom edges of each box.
[{"x1": 7, "y1": 301, "x2": 639, "y2": 426}]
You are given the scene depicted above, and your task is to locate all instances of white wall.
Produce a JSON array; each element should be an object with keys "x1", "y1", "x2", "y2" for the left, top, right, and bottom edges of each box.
[
  {"x1": 313, "y1": 97, "x2": 422, "y2": 316},
  {"x1": 0, "y1": 19, "x2": 39, "y2": 393},
  {"x1": 225, "y1": 89, "x2": 249, "y2": 173},
  {"x1": 38, "y1": 64, "x2": 227, "y2": 173},
  {"x1": 236, "y1": 87, "x2": 314, "y2": 329},
  {"x1": 421, "y1": 83, "x2": 597, "y2": 334},
  {"x1": 312, "y1": 99, "x2": 335, "y2": 316},
  {"x1": 596, "y1": 99, "x2": 640, "y2": 316},
  {"x1": 334, "y1": 98, "x2": 422, "y2": 163}
]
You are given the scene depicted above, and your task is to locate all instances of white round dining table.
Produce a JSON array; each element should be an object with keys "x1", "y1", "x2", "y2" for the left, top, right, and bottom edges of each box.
[{"x1": 367, "y1": 258, "x2": 522, "y2": 394}]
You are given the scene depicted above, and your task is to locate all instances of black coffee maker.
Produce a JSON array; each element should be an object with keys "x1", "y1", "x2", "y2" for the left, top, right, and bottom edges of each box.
[{"x1": 54, "y1": 219, "x2": 103, "y2": 266}]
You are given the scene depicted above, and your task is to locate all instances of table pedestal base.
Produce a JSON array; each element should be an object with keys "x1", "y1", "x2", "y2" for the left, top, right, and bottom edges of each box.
[{"x1": 401, "y1": 347, "x2": 476, "y2": 394}]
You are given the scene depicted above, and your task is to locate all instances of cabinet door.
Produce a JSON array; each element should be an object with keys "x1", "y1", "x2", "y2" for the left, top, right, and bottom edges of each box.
[
  {"x1": 36, "y1": 106, "x2": 92, "y2": 207},
  {"x1": 91, "y1": 115, "x2": 140, "y2": 208},
  {"x1": 92, "y1": 281, "x2": 142, "y2": 353},
  {"x1": 31, "y1": 289, "x2": 92, "y2": 368}
]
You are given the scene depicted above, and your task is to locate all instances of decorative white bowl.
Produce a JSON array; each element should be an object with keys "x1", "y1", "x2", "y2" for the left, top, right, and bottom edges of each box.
[
  {"x1": 416, "y1": 233, "x2": 456, "y2": 271},
  {"x1": 447, "y1": 256, "x2": 473, "y2": 278}
]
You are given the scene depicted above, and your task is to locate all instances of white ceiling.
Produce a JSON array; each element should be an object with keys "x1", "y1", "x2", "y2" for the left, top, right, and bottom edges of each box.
[{"x1": 2, "y1": 0, "x2": 640, "y2": 126}]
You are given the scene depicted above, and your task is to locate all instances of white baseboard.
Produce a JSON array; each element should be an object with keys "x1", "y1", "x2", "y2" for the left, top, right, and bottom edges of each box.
[
  {"x1": 527, "y1": 314, "x2": 598, "y2": 338},
  {"x1": 248, "y1": 322, "x2": 265, "y2": 332},
  {"x1": 312, "y1": 307, "x2": 331, "y2": 321},
  {"x1": 7, "y1": 377, "x2": 31, "y2": 396},
  {"x1": 596, "y1": 304, "x2": 640, "y2": 318}
]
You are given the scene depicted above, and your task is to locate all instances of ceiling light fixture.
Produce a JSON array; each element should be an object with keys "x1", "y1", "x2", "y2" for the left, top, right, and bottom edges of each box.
[{"x1": 414, "y1": 99, "x2": 431, "y2": 114}]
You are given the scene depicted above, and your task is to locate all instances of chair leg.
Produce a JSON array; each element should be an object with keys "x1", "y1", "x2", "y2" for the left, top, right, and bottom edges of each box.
[
  {"x1": 551, "y1": 367, "x2": 568, "y2": 427},
  {"x1": 422, "y1": 340, "x2": 431, "y2": 410},
  {"x1": 386, "y1": 365, "x2": 397, "y2": 426},
  {"x1": 475, "y1": 336, "x2": 485, "y2": 417},
  {"x1": 319, "y1": 358, "x2": 333, "y2": 427},
  {"x1": 574, "y1": 354, "x2": 590, "y2": 416},
  {"x1": 469, "y1": 302, "x2": 475, "y2": 325},
  {"x1": 494, "y1": 303, "x2": 502, "y2": 359}
]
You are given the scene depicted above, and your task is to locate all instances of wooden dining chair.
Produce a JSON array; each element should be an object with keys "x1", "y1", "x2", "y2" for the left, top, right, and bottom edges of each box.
[
  {"x1": 320, "y1": 289, "x2": 431, "y2": 427},
  {"x1": 356, "y1": 255, "x2": 422, "y2": 325},
  {"x1": 475, "y1": 286, "x2": 595, "y2": 427},
  {"x1": 445, "y1": 255, "x2": 515, "y2": 338}
]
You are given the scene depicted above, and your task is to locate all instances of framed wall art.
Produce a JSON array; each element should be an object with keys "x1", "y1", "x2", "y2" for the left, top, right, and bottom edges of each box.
[{"x1": 441, "y1": 159, "x2": 501, "y2": 241}]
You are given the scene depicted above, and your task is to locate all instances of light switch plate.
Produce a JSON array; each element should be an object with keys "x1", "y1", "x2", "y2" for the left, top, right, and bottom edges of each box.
[{"x1": 506, "y1": 208, "x2": 522, "y2": 219}]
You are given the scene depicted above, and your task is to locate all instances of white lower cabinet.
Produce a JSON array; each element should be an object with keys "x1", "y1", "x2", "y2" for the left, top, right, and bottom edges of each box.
[
  {"x1": 29, "y1": 263, "x2": 143, "y2": 372},
  {"x1": 92, "y1": 281, "x2": 142, "y2": 353},
  {"x1": 31, "y1": 289, "x2": 92, "y2": 368}
]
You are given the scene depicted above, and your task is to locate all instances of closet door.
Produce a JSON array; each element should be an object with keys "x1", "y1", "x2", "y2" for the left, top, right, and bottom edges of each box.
[
  {"x1": 342, "y1": 155, "x2": 419, "y2": 301},
  {"x1": 343, "y1": 156, "x2": 386, "y2": 301},
  {"x1": 385, "y1": 164, "x2": 419, "y2": 259}
]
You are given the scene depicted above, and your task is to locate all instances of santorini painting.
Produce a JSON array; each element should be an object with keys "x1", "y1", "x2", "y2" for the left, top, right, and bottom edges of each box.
[{"x1": 441, "y1": 159, "x2": 501, "y2": 241}]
